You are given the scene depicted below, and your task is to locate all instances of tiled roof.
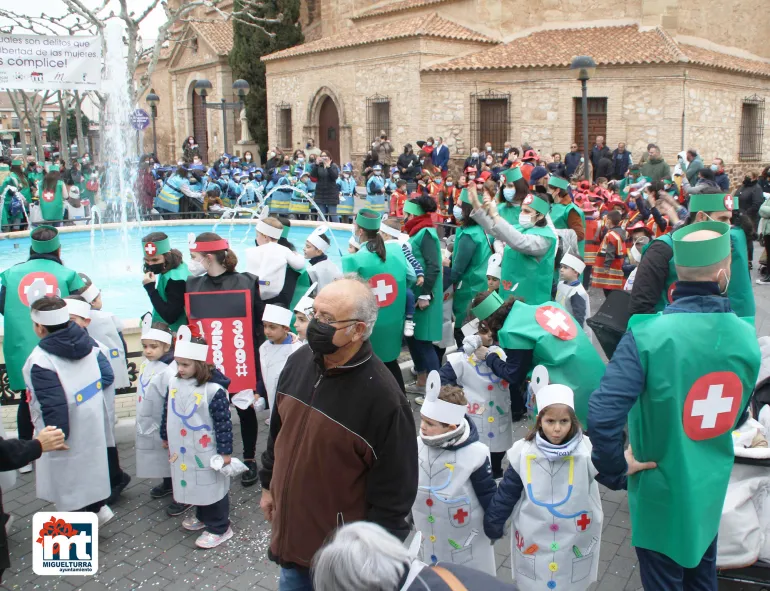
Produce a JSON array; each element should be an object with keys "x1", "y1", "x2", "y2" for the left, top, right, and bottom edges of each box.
[
  {"x1": 351, "y1": 0, "x2": 455, "y2": 21},
  {"x1": 425, "y1": 25, "x2": 770, "y2": 77},
  {"x1": 262, "y1": 13, "x2": 496, "y2": 62},
  {"x1": 191, "y1": 21, "x2": 234, "y2": 56}
]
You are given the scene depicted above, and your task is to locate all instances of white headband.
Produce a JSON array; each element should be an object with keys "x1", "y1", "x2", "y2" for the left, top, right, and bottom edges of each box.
[
  {"x1": 307, "y1": 232, "x2": 330, "y2": 253},
  {"x1": 65, "y1": 299, "x2": 91, "y2": 319},
  {"x1": 420, "y1": 371, "x2": 466, "y2": 425},
  {"x1": 81, "y1": 284, "x2": 100, "y2": 304},
  {"x1": 486, "y1": 253, "x2": 502, "y2": 279},
  {"x1": 263, "y1": 304, "x2": 293, "y2": 327},
  {"x1": 294, "y1": 282, "x2": 318, "y2": 314},
  {"x1": 560, "y1": 253, "x2": 586, "y2": 274},
  {"x1": 257, "y1": 220, "x2": 283, "y2": 240},
  {"x1": 142, "y1": 328, "x2": 173, "y2": 345},
  {"x1": 31, "y1": 306, "x2": 70, "y2": 326},
  {"x1": 380, "y1": 223, "x2": 401, "y2": 239},
  {"x1": 174, "y1": 326, "x2": 209, "y2": 362}
]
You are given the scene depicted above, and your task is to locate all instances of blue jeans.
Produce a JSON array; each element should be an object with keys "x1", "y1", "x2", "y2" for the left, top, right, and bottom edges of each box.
[
  {"x1": 315, "y1": 203, "x2": 340, "y2": 223},
  {"x1": 407, "y1": 336, "x2": 440, "y2": 373},
  {"x1": 279, "y1": 567, "x2": 314, "y2": 591},
  {"x1": 405, "y1": 288, "x2": 416, "y2": 318},
  {"x1": 636, "y1": 536, "x2": 717, "y2": 591}
]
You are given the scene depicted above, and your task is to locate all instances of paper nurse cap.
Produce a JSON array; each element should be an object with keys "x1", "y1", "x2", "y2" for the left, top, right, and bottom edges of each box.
[
  {"x1": 263, "y1": 304, "x2": 293, "y2": 327},
  {"x1": 294, "y1": 282, "x2": 318, "y2": 315},
  {"x1": 486, "y1": 253, "x2": 502, "y2": 279},
  {"x1": 688, "y1": 193, "x2": 734, "y2": 214},
  {"x1": 80, "y1": 283, "x2": 100, "y2": 304},
  {"x1": 459, "y1": 189, "x2": 472, "y2": 205},
  {"x1": 402, "y1": 201, "x2": 424, "y2": 216},
  {"x1": 530, "y1": 366, "x2": 575, "y2": 411},
  {"x1": 472, "y1": 289, "x2": 512, "y2": 321},
  {"x1": 28, "y1": 281, "x2": 68, "y2": 326},
  {"x1": 140, "y1": 312, "x2": 172, "y2": 344},
  {"x1": 175, "y1": 326, "x2": 209, "y2": 362},
  {"x1": 379, "y1": 215, "x2": 401, "y2": 239},
  {"x1": 307, "y1": 225, "x2": 331, "y2": 252},
  {"x1": 548, "y1": 176, "x2": 570, "y2": 191},
  {"x1": 421, "y1": 371, "x2": 466, "y2": 426},
  {"x1": 256, "y1": 219, "x2": 283, "y2": 240},
  {"x1": 560, "y1": 253, "x2": 586, "y2": 274},
  {"x1": 30, "y1": 226, "x2": 61, "y2": 254},
  {"x1": 65, "y1": 298, "x2": 91, "y2": 320},
  {"x1": 672, "y1": 221, "x2": 731, "y2": 268},
  {"x1": 461, "y1": 318, "x2": 480, "y2": 338}
]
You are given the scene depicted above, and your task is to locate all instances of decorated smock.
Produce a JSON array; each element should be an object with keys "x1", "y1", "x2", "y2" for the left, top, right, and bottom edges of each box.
[{"x1": 136, "y1": 356, "x2": 175, "y2": 478}]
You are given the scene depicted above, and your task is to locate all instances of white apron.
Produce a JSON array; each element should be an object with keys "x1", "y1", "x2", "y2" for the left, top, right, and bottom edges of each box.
[
  {"x1": 413, "y1": 430, "x2": 497, "y2": 576},
  {"x1": 135, "y1": 359, "x2": 174, "y2": 478},
  {"x1": 259, "y1": 339, "x2": 294, "y2": 411},
  {"x1": 245, "y1": 242, "x2": 306, "y2": 300},
  {"x1": 166, "y1": 377, "x2": 229, "y2": 506},
  {"x1": 88, "y1": 310, "x2": 131, "y2": 388},
  {"x1": 555, "y1": 282, "x2": 593, "y2": 340},
  {"x1": 447, "y1": 349, "x2": 512, "y2": 453},
  {"x1": 308, "y1": 259, "x2": 342, "y2": 292},
  {"x1": 507, "y1": 437, "x2": 603, "y2": 591},
  {"x1": 92, "y1": 340, "x2": 117, "y2": 447},
  {"x1": 23, "y1": 346, "x2": 110, "y2": 510}
]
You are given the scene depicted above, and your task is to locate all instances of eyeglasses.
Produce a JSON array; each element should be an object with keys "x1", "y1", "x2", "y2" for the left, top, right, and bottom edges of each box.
[{"x1": 313, "y1": 312, "x2": 361, "y2": 326}]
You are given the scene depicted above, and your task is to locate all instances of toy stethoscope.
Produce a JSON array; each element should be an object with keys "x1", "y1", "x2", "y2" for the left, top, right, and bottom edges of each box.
[
  {"x1": 170, "y1": 389, "x2": 211, "y2": 432},
  {"x1": 418, "y1": 463, "x2": 470, "y2": 506}
]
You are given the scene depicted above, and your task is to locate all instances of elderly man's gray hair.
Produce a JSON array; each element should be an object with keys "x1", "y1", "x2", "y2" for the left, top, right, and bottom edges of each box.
[
  {"x1": 337, "y1": 273, "x2": 378, "y2": 340},
  {"x1": 312, "y1": 522, "x2": 411, "y2": 591}
]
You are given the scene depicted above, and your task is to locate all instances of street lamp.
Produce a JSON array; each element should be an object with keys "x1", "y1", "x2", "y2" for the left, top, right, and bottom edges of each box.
[
  {"x1": 146, "y1": 89, "x2": 160, "y2": 159},
  {"x1": 570, "y1": 55, "x2": 597, "y2": 181},
  {"x1": 194, "y1": 79, "x2": 250, "y2": 155}
]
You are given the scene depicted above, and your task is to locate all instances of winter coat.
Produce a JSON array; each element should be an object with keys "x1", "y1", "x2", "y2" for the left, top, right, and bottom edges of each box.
[
  {"x1": 590, "y1": 145, "x2": 612, "y2": 179},
  {"x1": 641, "y1": 156, "x2": 672, "y2": 183},
  {"x1": 432, "y1": 144, "x2": 450, "y2": 171},
  {"x1": 565, "y1": 151, "x2": 583, "y2": 177},
  {"x1": 401, "y1": 560, "x2": 519, "y2": 590},
  {"x1": 736, "y1": 180, "x2": 764, "y2": 219},
  {"x1": 309, "y1": 163, "x2": 340, "y2": 205},
  {"x1": 685, "y1": 155, "x2": 704, "y2": 186},
  {"x1": 611, "y1": 149, "x2": 632, "y2": 180},
  {"x1": 546, "y1": 161, "x2": 567, "y2": 178},
  {"x1": 398, "y1": 152, "x2": 421, "y2": 181},
  {"x1": 595, "y1": 157, "x2": 614, "y2": 181}
]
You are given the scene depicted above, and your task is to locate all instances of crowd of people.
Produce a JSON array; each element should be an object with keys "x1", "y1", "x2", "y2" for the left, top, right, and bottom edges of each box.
[{"x1": 0, "y1": 130, "x2": 768, "y2": 591}]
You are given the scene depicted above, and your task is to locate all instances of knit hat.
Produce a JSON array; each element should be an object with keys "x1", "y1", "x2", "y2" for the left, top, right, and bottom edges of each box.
[{"x1": 529, "y1": 166, "x2": 549, "y2": 185}]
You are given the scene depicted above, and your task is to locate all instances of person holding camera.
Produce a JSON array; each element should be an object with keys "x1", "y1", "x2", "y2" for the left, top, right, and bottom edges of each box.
[{"x1": 310, "y1": 151, "x2": 341, "y2": 223}]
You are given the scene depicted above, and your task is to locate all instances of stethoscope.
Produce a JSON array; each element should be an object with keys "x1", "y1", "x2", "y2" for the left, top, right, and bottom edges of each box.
[
  {"x1": 419, "y1": 463, "x2": 470, "y2": 506},
  {"x1": 170, "y1": 390, "x2": 211, "y2": 432},
  {"x1": 525, "y1": 454, "x2": 588, "y2": 519}
]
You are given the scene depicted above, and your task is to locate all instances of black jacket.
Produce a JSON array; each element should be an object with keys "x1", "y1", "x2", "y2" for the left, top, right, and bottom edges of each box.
[
  {"x1": 590, "y1": 145, "x2": 612, "y2": 178},
  {"x1": 259, "y1": 340, "x2": 418, "y2": 571},
  {"x1": 595, "y1": 156, "x2": 614, "y2": 181},
  {"x1": 564, "y1": 151, "x2": 582, "y2": 177},
  {"x1": 398, "y1": 152, "x2": 421, "y2": 181},
  {"x1": 736, "y1": 180, "x2": 764, "y2": 218},
  {"x1": 611, "y1": 149, "x2": 632, "y2": 179},
  {"x1": 629, "y1": 238, "x2": 672, "y2": 315},
  {"x1": 404, "y1": 562, "x2": 519, "y2": 590},
  {"x1": 310, "y1": 163, "x2": 340, "y2": 205}
]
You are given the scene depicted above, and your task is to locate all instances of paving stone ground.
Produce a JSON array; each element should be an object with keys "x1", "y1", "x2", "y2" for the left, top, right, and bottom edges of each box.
[{"x1": 3, "y1": 251, "x2": 770, "y2": 591}]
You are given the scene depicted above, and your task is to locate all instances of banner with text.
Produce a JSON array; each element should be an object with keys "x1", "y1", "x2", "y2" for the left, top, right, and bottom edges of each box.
[{"x1": 0, "y1": 34, "x2": 102, "y2": 91}]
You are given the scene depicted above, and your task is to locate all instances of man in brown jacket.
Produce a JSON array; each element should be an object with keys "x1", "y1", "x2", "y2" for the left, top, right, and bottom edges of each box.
[{"x1": 259, "y1": 277, "x2": 418, "y2": 591}]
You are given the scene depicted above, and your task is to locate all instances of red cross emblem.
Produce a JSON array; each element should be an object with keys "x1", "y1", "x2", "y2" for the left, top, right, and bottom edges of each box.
[
  {"x1": 683, "y1": 371, "x2": 743, "y2": 441},
  {"x1": 535, "y1": 305, "x2": 577, "y2": 341},
  {"x1": 42, "y1": 189, "x2": 55, "y2": 203},
  {"x1": 523, "y1": 195, "x2": 534, "y2": 205},
  {"x1": 144, "y1": 242, "x2": 157, "y2": 255},
  {"x1": 369, "y1": 274, "x2": 398, "y2": 307},
  {"x1": 199, "y1": 434, "x2": 212, "y2": 448},
  {"x1": 502, "y1": 280, "x2": 513, "y2": 291},
  {"x1": 17, "y1": 272, "x2": 59, "y2": 307},
  {"x1": 724, "y1": 194, "x2": 733, "y2": 211},
  {"x1": 667, "y1": 281, "x2": 676, "y2": 304},
  {"x1": 452, "y1": 508, "x2": 469, "y2": 525},
  {"x1": 576, "y1": 512, "x2": 592, "y2": 531},
  {"x1": 515, "y1": 531, "x2": 524, "y2": 550}
]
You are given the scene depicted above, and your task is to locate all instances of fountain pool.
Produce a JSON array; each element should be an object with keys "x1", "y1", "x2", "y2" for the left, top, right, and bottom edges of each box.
[{"x1": 0, "y1": 222, "x2": 353, "y2": 326}]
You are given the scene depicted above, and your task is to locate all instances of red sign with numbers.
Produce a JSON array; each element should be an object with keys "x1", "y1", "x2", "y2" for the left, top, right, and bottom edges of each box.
[{"x1": 185, "y1": 290, "x2": 257, "y2": 393}]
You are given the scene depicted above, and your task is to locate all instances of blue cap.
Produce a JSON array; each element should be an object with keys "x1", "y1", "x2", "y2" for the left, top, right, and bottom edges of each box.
[
  {"x1": 220, "y1": 167, "x2": 230, "y2": 175},
  {"x1": 529, "y1": 166, "x2": 549, "y2": 185},
  {"x1": 373, "y1": 164, "x2": 382, "y2": 171},
  {"x1": 280, "y1": 165, "x2": 290, "y2": 173},
  {"x1": 343, "y1": 163, "x2": 353, "y2": 173}
]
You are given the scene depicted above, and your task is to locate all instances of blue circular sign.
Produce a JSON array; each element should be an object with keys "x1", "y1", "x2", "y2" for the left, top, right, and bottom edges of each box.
[{"x1": 130, "y1": 109, "x2": 150, "y2": 131}]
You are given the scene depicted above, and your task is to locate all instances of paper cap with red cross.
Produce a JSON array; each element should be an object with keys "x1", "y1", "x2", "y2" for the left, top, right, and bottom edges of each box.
[
  {"x1": 530, "y1": 366, "x2": 574, "y2": 412},
  {"x1": 174, "y1": 325, "x2": 209, "y2": 362},
  {"x1": 522, "y1": 193, "x2": 550, "y2": 216},
  {"x1": 421, "y1": 371, "x2": 466, "y2": 426},
  {"x1": 688, "y1": 193, "x2": 734, "y2": 214},
  {"x1": 142, "y1": 237, "x2": 171, "y2": 257}
]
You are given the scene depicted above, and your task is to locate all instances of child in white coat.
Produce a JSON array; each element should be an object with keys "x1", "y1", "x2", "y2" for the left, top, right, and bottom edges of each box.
[
  {"x1": 258, "y1": 304, "x2": 297, "y2": 425},
  {"x1": 245, "y1": 217, "x2": 306, "y2": 301},
  {"x1": 484, "y1": 370, "x2": 603, "y2": 591},
  {"x1": 555, "y1": 253, "x2": 590, "y2": 329},
  {"x1": 413, "y1": 373, "x2": 498, "y2": 576},
  {"x1": 302, "y1": 227, "x2": 342, "y2": 291}
]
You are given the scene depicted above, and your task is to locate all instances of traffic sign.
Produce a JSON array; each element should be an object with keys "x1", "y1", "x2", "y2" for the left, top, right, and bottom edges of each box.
[{"x1": 130, "y1": 109, "x2": 150, "y2": 131}]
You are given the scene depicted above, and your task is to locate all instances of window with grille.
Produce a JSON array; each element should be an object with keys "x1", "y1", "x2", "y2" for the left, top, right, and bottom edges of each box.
[
  {"x1": 739, "y1": 95, "x2": 765, "y2": 162},
  {"x1": 276, "y1": 103, "x2": 292, "y2": 150},
  {"x1": 470, "y1": 90, "x2": 510, "y2": 153},
  {"x1": 366, "y1": 95, "x2": 390, "y2": 147}
]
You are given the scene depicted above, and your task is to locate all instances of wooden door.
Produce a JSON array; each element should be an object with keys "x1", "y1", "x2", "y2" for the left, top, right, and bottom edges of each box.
[
  {"x1": 574, "y1": 97, "x2": 607, "y2": 148},
  {"x1": 192, "y1": 87, "x2": 209, "y2": 164},
  {"x1": 319, "y1": 97, "x2": 340, "y2": 165}
]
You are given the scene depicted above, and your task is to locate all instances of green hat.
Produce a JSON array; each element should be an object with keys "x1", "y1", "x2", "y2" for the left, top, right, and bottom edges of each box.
[
  {"x1": 459, "y1": 189, "x2": 472, "y2": 205},
  {"x1": 500, "y1": 167, "x2": 523, "y2": 183},
  {"x1": 471, "y1": 291, "x2": 504, "y2": 321},
  {"x1": 356, "y1": 209, "x2": 382, "y2": 231},
  {"x1": 661, "y1": 178, "x2": 674, "y2": 185},
  {"x1": 522, "y1": 193, "x2": 550, "y2": 216},
  {"x1": 142, "y1": 237, "x2": 171, "y2": 257},
  {"x1": 548, "y1": 176, "x2": 569, "y2": 191},
  {"x1": 0, "y1": 164, "x2": 8, "y2": 171},
  {"x1": 11, "y1": 158, "x2": 22, "y2": 167},
  {"x1": 688, "y1": 193, "x2": 733, "y2": 214},
  {"x1": 49, "y1": 164, "x2": 60, "y2": 172},
  {"x1": 403, "y1": 201, "x2": 424, "y2": 216},
  {"x1": 672, "y1": 221, "x2": 731, "y2": 268},
  {"x1": 30, "y1": 226, "x2": 61, "y2": 254},
  {"x1": 281, "y1": 223, "x2": 290, "y2": 239}
]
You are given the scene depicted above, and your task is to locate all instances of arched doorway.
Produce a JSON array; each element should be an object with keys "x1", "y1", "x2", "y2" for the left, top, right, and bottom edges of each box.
[
  {"x1": 318, "y1": 97, "x2": 340, "y2": 164},
  {"x1": 191, "y1": 82, "x2": 209, "y2": 164}
]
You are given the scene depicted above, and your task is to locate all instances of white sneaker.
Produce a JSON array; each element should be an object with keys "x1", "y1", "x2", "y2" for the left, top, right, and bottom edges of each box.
[
  {"x1": 195, "y1": 527, "x2": 233, "y2": 549},
  {"x1": 410, "y1": 366, "x2": 418, "y2": 377},
  {"x1": 404, "y1": 320, "x2": 415, "y2": 337},
  {"x1": 264, "y1": 418, "x2": 271, "y2": 426},
  {"x1": 414, "y1": 396, "x2": 425, "y2": 405},
  {"x1": 18, "y1": 465, "x2": 32, "y2": 474},
  {"x1": 182, "y1": 514, "x2": 206, "y2": 531},
  {"x1": 96, "y1": 505, "x2": 114, "y2": 526},
  {"x1": 5, "y1": 515, "x2": 15, "y2": 535}
]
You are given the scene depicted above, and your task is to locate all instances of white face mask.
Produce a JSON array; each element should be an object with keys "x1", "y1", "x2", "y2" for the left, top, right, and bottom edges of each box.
[
  {"x1": 630, "y1": 245, "x2": 641, "y2": 263},
  {"x1": 718, "y1": 268, "x2": 731, "y2": 295},
  {"x1": 519, "y1": 213, "x2": 535, "y2": 229},
  {"x1": 472, "y1": 152, "x2": 479, "y2": 158},
  {"x1": 188, "y1": 258, "x2": 207, "y2": 277}
]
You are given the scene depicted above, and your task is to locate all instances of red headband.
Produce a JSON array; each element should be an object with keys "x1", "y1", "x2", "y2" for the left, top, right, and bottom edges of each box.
[{"x1": 190, "y1": 239, "x2": 230, "y2": 252}]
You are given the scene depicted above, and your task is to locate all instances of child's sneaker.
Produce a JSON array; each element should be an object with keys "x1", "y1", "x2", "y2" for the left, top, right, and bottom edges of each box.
[
  {"x1": 167, "y1": 501, "x2": 192, "y2": 517},
  {"x1": 182, "y1": 514, "x2": 206, "y2": 531},
  {"x1": 195, "y1": 527, "x2": 233, "y2": 549},
  {"x1": 403, "y1": 320, "x2": 415, "y2": 337},
  {"x1": 18, "y1": 464, "x2": 32, "y2": 474},
  {"x1": 150, "y1": 481, "x2": 173, "y2": 499},
  {"x1": 241, "y1": 460, "x2": 258, "y2": 488},
  {"x1": 96, "y1": 505, "x2": 114, "y2": 526}
]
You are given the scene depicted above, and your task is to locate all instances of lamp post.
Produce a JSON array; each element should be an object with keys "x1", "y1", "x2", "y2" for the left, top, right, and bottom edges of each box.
[
  {"x1": 570, "y1": 56, "x2": 597, "y2": 181},
  {"x1": 194, "y1": 79, "x2": 250, "y2": 156},
  {"x1": 146, "y1": 89, "x2": 160, "y2": 159}
]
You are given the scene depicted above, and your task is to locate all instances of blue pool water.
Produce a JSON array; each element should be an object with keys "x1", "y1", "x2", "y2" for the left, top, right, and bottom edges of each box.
[{"x1": 0, "y1": 224, "x2": 352, "y2": 324}]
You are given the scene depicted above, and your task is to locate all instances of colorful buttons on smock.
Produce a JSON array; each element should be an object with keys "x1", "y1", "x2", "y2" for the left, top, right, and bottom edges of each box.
[
  {"x1": 180, "y1": 428, "x2": 187, "y2": 436},
  {"x1": 550, "y1": 524, "x2": 559, "y2": 532},
  {"x1": 548, "y1": 562, "x2": 558, "y2": 572},
  {"x1": 180, "y1": 463, "x2": 187, "y2": 472},
  {"x1": 428, "y1": 516, "x2": 435, "y2": 524},
  {"x1": 488, "y1": 416, "x2": 495, "y2": 423},
  {"x1": 487, "y1": 385, "x2": 494, "y2": 391},
  {"x1": 550, "y1": 542, "x2": 559, "y2": 551},
  {"x1": 429, "y1": 535, "x2": 436, "y2": 543},
  {"x1": 547, "y1": 582, "x2": 557, "y2": 589},
  {"x1": 426, "y1": 499, "x2": 433, "y2": 507}
]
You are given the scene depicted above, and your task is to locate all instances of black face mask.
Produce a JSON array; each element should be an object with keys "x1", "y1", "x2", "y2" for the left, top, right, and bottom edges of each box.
[
  {"x1": 143, "y1": 262, "x2": 165, "y2": 274},
  {"x1": 306, "y1": 318, "x2": 341, "y2": 355}
]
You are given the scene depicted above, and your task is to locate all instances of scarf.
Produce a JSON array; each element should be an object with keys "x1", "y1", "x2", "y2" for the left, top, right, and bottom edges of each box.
[
  {"x1": 404, "y1": 214, "x2": 434, "y2": 237},
  {"x1": 420, "y1": 419, "x2": 469, "y2": 449},
  {"x1": 535, "y1": 430, "x2": 583, "y2": 461},
  {"x1": 309, "y1": 254, "x2": 327, "y2": 265}
]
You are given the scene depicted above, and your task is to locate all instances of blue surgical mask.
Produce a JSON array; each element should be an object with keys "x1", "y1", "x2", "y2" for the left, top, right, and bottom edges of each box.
[
  {"x1": 446, "y1": 182, "x2": 453, "y2": 187},
  {"x1": 503, "y1": 188, "x2": 515, "y2": 202},
  {"x1": 710, "y1": 164, "x2": 719, "y2": 172},
  {"x1": 628, "y1": 200, "x2": 637, "y2": 210},
  {"x1": 453, "y1": 205, "x2": 463, "y2": 221}
]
